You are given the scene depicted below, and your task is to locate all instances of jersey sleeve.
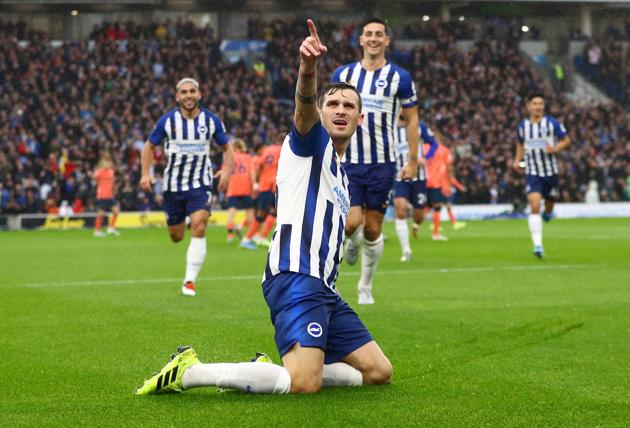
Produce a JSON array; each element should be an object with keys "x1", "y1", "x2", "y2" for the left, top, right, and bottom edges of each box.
[
  {"x1": 289, "y1": 121, "x2": 329, "y2": 157},
  {"x1": 551, "y1": 117, "x2": 568, "y2": 138},
  {"x1": 211, "y1": 114, "x2": 229, "y2": 146},
  {"x1": 148, "y1": 114, "x2": 169, "y2": 146},
  {"x1": 397, "y1": 68, "x2": 418, "y2": 109},
  {"x1": 517, "y1": 122, "x2": 525, "y2": 144},
  {"x1": 331, "y1": 65, "x2": 345, "y2": 83},
  {"x1": 420, "y1": 123, "x2": 439, "y2": 159}
]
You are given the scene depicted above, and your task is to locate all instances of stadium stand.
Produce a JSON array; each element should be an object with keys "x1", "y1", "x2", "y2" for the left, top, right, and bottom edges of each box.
[{"x1": 1, "y1": 17, "x2": 629, "y2": 216}]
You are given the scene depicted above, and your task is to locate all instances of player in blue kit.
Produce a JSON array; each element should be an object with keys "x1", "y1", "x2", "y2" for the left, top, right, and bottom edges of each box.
[
  {"x1": 140, "y1": 78, "x2": 234, "y2": 296},
  {"x1": 332, "y1": 18, "x2": 420, "y2": 304},
  {"x1": 513, "y1": 92, "x2": 570, "y2": 258},
  {"x1": 393, "y1": 117, "x2": 438, "y2": 261},
  {"x1": 136, "y1": 20, "x2": 392, "y2": 396}
]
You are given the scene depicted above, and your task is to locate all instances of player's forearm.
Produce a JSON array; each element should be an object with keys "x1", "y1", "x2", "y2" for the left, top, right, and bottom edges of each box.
[
  {"x1": 451, "y1": 177, "x2": 464, "y2": 191},
  {"x1": 141, "y1": 142, "x2": 154, "y2": 177},
  {"x1": 221, "y1": 143, "x2": 235, "y2": 176},
  {"x1": 555, "y1": 137, "x2": 571, "y2": 153},
  {"x1": 294, "y1": 60, "x2": 319, "y2": 133},
  {"x1": 514, "y1": 144, "x2": 524, "y2": 162},
  {"x1": 404, "y1": 110, "x2": 420, "y2": 164}
]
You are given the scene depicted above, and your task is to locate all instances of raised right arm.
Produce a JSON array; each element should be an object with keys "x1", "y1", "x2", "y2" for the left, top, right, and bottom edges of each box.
[{"x1": 294, "y1": 19, "x2": 327, "y2": 137}]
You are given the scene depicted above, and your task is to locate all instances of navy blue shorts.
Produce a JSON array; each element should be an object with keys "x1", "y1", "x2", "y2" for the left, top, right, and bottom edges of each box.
[
  {"x1": 226, "y1": 195, "x2": 254, "y2": 210},
  {"x1": 525, "y1": 175, "x2": 559, "y2": 200},
  {"x1": 427, "y1": 187, "x2": 447, "y2": 205},
  {"x1": 256, "y1": 191, "x2": 276, "y2": 211},
  {"x1": 262, "y1": 272, "x2": 373, "y2": 365},
  {"x1": 343, "y1": 163, "x2": 397, "y2": 214},
  {"x1": 393, "y1": 180, "x2": 427, "y2": 209},
  {"x1": 95, "y1": 198, "x2": 118, "y2": 211},
  {"x1": 163, "y1": 187, "x2": 212, "y2": 226}
]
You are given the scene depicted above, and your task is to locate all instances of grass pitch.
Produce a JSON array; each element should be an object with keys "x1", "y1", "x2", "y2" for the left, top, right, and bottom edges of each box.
[{"x1": 1, "y1": 218, "x2": 629, "y2": 426}]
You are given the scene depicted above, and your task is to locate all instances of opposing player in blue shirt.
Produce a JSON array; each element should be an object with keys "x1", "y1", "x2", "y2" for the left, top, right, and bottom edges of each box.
[
  {"x1": 136, "y1": 20, "x2": 392, "y2": 396},
  {"x1": 332, "y1": 18, "x2": 420, "y2": 304},
  {"x1": 140, "y1": 78, "x2": 234, "y2": 296},
  {"x1": 513, "y1": 92, "x2": 570, "y2": 257}
]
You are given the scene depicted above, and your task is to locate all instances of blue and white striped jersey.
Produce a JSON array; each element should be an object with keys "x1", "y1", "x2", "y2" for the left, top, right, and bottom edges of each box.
[
  {"x1": 517, "y1": 116, "x2": 567, "y2": 177},
  {"x1": 332, "y1": 61, "x2": 418, "y2": 164},
  {"x1": 149, "y1": 107, "x2": 229, "y2": 192},
  {"x1": 396, "y1": 122, "x2": 438, "y2": 181},
  {"x1": 263, "y1": 122, "x2": 350, "y2": 292}
]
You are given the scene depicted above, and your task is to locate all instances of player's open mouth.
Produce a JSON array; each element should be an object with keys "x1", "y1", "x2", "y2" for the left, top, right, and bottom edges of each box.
[{"x1": 333, "y1": 119, "x2": 348, "y2": 127}]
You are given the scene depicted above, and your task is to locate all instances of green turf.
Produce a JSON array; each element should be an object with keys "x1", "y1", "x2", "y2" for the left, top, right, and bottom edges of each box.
[{"x1": 1, "y1": 218, "x2": 629, "y2": 426}]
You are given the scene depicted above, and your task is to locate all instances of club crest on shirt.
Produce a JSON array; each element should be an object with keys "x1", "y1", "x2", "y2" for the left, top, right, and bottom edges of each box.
[
  {"x1": 197, "y1": 124, "x2": 208, "y2": 135},
  {"x1": 375, "y1": 78, "x2": 388, "y2": 89}
]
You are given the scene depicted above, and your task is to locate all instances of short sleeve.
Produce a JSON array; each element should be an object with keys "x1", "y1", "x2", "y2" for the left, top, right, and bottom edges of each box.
[
  {"x1": 517, "y1": 123, "x2": 525, "y2": 144},
  {"x1": 420, "y1": 122, "x2": 439, "y2": 159},
  {"x1": 211, "y1": 114, "x2": 229, "y2": 146},
  {"x1": 148, "y1": 115, "x2": 168, "y2": 145},
  {"x1": 289, "y1": 121, "x2": 329, "y2": 157},
  {"x1": 331, "y1": 65, "x2": 345, "y2": 83},
  {"x1": 397, "y1": 68, "x2": 418, "y2": 109}
]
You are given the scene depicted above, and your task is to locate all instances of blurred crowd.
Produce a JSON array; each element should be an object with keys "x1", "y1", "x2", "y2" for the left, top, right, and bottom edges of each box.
[
  {"x1": 577, "y1": 31, "x2": 630, "y2": 108},
  {"x1": 1, "y1": 18, "x2": 629, "y2": 216}
]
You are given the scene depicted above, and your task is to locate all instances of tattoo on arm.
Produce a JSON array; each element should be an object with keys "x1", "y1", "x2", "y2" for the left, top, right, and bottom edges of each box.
[{"x1": 296, "y1": 92, "x2": 316, "y2": 104}]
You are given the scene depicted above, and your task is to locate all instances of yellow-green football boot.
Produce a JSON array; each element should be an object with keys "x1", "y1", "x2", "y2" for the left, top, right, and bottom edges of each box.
[{"x1": 136, "y1": 346, "x2": 200, "y2": 395}]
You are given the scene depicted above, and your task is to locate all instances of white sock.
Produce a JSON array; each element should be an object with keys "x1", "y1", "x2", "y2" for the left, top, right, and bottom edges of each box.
[
  {"x1": 184, "y1": 237, "x2": 206, "y2": 283},
  {"x1": 360, "y1": 235, "x2": 384, "y2": 288},
  {"x1": 395, "y1": 218, "x2": 411, "y2": 254},
  {"x1": 322, "y1": 362, "x2": 363, "y2": 387},
  {"x1": 528, "y1": 214, "x2": 543, "y2": 247},
  {"x1": 182, "y1": 362, "x2": 291, "y2": 394},
  {"x1": 347, "y1": 224, "x2": 364, "y2": 249}
]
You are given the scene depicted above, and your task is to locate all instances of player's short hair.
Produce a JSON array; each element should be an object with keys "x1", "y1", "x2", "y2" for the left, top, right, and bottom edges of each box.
[
  {"x1": 527, "y1": 92, "x2": 545, "y2": 102},
  {"x1": 253, "y1": 143, "x2": 265, "y2": 154},
  {"x1": 233, "y1": 138, "x2": 246, "y2": 151},
  {"x1": 176, "y1": 77, "x2": 200, "y2": 92},
  {"x1": 361, "y1": 18, "x2": 389, "y2": 35},
  {"x1": 318, "y1": 82, "x2": 362, "y2": 113}
]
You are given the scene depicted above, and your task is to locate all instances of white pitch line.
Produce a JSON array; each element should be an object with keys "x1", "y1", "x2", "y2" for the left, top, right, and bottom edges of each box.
[{"x1": 18, "y1": 264, "x2": 587, "y2": 289}]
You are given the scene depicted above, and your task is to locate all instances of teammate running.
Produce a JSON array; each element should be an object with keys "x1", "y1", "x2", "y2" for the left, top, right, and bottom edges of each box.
[
  {"x1": 513, "y1": 92, "x2": 570, "y2": 257},
  {"x1": 140, "y1": 77, "x2": 234, "y2": 296}
]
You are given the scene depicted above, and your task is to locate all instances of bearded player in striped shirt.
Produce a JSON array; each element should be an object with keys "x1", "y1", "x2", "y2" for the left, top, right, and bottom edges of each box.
[
  {"x1": 513, "y1": 92, "x2": 570, "y2": 258},
  {"x1": 140, "y1": 77, "x2": 234, "y2": 296},
  {"x1": 136, "y1": 20, "x2": 391, "y2": 396}
]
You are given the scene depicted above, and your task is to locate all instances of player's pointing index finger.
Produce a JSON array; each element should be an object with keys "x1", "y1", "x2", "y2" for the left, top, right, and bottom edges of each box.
[{"x1": 307, "y1": 19, "x2": 320, "y2": 43}]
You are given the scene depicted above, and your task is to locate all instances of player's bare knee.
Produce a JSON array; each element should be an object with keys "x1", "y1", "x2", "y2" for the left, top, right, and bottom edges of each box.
[
  {"x1": 191, "y1": 224, "x2": 206, "y2": 237},
  {"x1": 363, "y1": 223, "x2": 382, "y2": 242},
  {"x1": 169, "y1": 233, "x2": 184, "y2": 243},
  {"x1": 364, "y1": 359, "x2": 393, "y2": 385},
  {"x1": 345, "y1": 223, "x2": 358, "y2": 236},
  {"x1": 290, "y1": 376, "x2": 322, "y2": 394}
]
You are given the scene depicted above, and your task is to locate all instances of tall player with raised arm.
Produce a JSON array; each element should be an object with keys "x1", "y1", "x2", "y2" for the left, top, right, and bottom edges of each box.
[
  {"x1": 513, "y1": 92, "x2": 570, "y2": 258},
  {"x1": 136, "y1": 20, "x2": 392, "y2": 396},
  {"x1": 140, "y1": 78, "x2": 234, "y2": 296},
  {"x1": 332, "y1": 18, "x2": 420, "y2": 304}
]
